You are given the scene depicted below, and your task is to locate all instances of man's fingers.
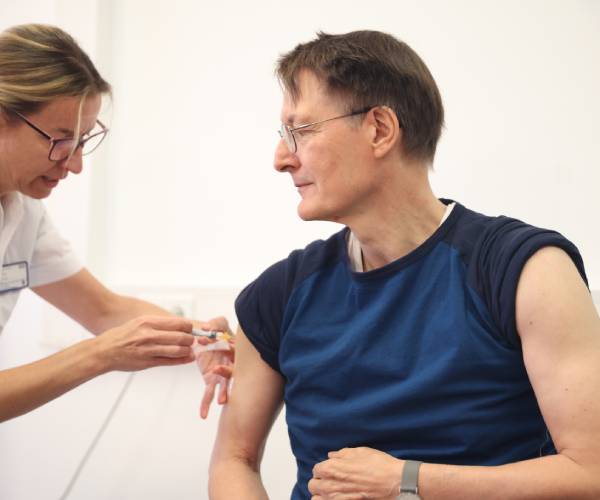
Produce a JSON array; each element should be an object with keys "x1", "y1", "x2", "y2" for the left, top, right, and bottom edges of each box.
[
  {"x1": 217, "y1": 377, "x2": 228, "y2": 404},
  {"x1": 212, "y1": 365, "x2": 233, "y2": 379},
  {"x1": 200, "y1": 380, "x2": 217, "y2": 419},
  {"x1": 309, "y1": 477, "x2": 355, "y2": 498},
  {"x1": 195, "y1": 336, "x2": 211, "y2": 346},
  {"x1": 199, "y1": 316, "x2": 232, "y2": 334}
]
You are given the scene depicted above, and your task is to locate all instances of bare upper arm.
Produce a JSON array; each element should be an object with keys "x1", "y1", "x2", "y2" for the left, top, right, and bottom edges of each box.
[
  {"x1": 516, "y1": 246, "x2": 600, "y2": 465},
  {"x1": 211, "y1": 326, "x2": 284, "y2": 468},
  {"x1": 32, "y1": 268, "x2": 116, "y2": 333}
]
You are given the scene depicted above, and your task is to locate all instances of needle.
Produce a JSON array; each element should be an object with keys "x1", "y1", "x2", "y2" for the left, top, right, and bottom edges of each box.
[
  {"x1": 191, "y1": 328, "x2": 219, "y2": 339},
  {"x1": 191, "y1": 328, "x2": 233, "y2": 341}
]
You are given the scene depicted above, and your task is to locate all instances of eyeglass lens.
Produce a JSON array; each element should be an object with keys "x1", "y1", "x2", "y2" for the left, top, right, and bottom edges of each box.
[
  {"x1": 49, "y1": 128, "x2": 107, "y2": 161},
  {"x1": 279, "y1": 124, "x2": 296, "y2": 153}
]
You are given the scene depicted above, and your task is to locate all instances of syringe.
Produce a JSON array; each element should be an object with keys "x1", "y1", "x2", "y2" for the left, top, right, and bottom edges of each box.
[{"x1": 191, "y1": 328, "x2": 233, "y2": 341}]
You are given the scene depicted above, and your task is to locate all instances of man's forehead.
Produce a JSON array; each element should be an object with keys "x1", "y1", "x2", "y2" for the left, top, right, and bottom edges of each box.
[{"x1": 280, "y1": 70, "x2": 337, "y2": 123}]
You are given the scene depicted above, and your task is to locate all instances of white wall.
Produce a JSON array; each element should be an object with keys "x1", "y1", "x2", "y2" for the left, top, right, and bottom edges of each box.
[
  {"x1": 0, "y1": 1, "x2": 599, "y2": 499},
  {"x1": 99, "y1": 0, "x2": 600, "y2": 290}
]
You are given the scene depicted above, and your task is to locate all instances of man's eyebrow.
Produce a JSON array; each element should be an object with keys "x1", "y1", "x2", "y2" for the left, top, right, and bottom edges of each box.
[{"x1": 286, "y1": 114, "x2": 315, "y2": 127}]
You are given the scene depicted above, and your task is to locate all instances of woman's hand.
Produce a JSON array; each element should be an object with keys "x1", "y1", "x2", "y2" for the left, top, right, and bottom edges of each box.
[{"x1": 93, "y1": 315, "x2": 195, "y2": 372}]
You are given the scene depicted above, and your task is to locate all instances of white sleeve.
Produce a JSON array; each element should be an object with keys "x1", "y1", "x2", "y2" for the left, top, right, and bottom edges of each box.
[{"x1": 28, "y1": 209, "x2": 82, "y2": 287}]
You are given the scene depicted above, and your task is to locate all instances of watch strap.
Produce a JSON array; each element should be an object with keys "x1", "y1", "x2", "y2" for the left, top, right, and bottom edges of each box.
[{"x1": 399, "y1": 460, "x2": 422, "y2": 495}]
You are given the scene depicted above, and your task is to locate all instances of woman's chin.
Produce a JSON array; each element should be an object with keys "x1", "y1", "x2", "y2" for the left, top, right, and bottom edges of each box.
[{"x1": 22, "y1": 179, "x2": 56, "y2": 199}]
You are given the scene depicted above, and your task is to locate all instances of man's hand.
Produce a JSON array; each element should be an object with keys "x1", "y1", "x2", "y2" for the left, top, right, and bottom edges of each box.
[
  {"x1": 93, "y1": 315, "x2": 196, "y2": 372},
  {"x1": 309, "y1": 447, "x2": 404, "y2": 500},
  {"x1": 193, "y1": 316, "x2": 235, "y2": 419}
]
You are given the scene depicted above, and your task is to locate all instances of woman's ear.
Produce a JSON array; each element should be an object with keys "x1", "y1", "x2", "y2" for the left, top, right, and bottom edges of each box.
[
  {"x1": 368, "y1": 106, "x2": 401, "y2": 159},
  {"x1": 0, "y1": 107, "x2": 16, "y2": 130}
]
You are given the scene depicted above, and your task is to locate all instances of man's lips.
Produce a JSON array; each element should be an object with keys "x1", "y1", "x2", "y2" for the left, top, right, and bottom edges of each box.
[{"x1": 295, "y1": 182, "x2": 311, "y2": 192}]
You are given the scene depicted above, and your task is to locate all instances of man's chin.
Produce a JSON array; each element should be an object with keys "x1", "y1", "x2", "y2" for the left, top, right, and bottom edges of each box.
[
  {"x1": 297, "y1": 202, "x2": 317, "y2": 221},
  {"x1": 297, "y1": 201, "x2": 331, "y2": 222}
]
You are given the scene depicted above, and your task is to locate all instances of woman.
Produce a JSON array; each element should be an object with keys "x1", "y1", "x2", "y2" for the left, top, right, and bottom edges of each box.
[{"x1": 0, "y1": 23, "x2": 231, "y2": 423}]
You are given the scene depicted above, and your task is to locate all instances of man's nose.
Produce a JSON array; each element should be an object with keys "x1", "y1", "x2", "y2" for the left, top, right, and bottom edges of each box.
[{"x1": 274, "y1": 138, "x2": 300, "y2": 173}]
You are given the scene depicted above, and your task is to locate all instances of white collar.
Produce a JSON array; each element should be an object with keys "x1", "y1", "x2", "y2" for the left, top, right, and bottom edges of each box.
[{"x1": 0, "y1": 192, "x2": 25, "y2": 267}]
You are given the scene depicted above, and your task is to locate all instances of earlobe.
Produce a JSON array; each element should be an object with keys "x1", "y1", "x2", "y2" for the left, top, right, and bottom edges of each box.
[{"x1": 371, "y1": 106, "x2": 401, "y2": 159}]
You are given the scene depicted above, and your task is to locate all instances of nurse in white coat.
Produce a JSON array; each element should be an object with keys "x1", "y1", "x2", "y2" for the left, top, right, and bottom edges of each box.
[{"x1": 0, "y1": 24, "x2": 231, "y2": 422}]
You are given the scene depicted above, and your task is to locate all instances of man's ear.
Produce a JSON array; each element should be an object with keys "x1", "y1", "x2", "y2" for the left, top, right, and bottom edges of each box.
[{"x1": 367, "y1": 106, "x2": 401, "y2": 159}]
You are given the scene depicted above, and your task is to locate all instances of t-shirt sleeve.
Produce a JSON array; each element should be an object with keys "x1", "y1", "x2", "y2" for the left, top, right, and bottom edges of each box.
[
  {"x1": 235, "y1": 257, "x2": 293, "y2": 373},
  {"x1": 474, "y1": 217, "x2": 588, "y2": 347},
  {"x1": 28, "y1": 208, "x2": 82, "y2": 287}
]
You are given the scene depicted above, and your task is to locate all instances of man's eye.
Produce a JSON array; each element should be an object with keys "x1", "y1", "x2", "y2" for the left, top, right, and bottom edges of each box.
[{"x1": 295, "y1": 129, "x2": 315, "y2": 137}]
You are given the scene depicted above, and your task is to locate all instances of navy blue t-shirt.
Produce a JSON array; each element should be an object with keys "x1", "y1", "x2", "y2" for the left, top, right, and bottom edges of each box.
[{"x1": 235, "y1": 201, "x2": 587, "y2": 500}]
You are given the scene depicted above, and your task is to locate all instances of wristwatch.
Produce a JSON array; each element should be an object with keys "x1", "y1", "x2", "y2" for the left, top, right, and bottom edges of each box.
[{"x1": 396, "y1": 460, "x2": 423, "y2": 499}]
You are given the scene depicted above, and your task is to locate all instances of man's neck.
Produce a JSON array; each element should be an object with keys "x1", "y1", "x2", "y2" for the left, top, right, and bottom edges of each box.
[{"x1": 346, "y1": 172, "x2": 446, "y2": 272}]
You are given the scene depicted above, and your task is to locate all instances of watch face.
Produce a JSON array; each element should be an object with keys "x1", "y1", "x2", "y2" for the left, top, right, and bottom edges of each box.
[{"x1": 397, "y1": 494, "x2": 422, "y2": 500}]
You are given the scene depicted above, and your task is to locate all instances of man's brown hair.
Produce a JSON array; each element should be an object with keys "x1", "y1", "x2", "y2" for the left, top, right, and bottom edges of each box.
[{"x1": 277, "y1": 30, "x2": 444, "y2": 163}]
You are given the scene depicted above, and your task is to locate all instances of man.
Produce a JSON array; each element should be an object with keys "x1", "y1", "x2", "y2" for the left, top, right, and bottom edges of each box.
[{"x1": 209, "y1": 30, "x2": 600, "y2": 499}]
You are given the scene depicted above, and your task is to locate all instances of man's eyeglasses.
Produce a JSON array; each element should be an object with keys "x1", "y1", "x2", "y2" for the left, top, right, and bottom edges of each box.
[
  {"x1": 12, "y1": 110, "x2": 108, "y2": 161},
  {"x1": 278, "y1": 106, "x2": 373, "y2": 153}
]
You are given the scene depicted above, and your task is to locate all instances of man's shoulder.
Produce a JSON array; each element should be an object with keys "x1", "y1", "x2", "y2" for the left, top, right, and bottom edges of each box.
[
  {"x1": 261, "y1": 228, "x2": 345, "y2": 278},
  {"x1": 234, "y1": 228, "x2": 348, "y2": 373},
  {"x1": 449, "y1": 203, "x2": 587, "y2": 346},
  {"x1": 446, "y1": 203, "x2": 585, "y2": 287},
  {"x1": 237, "y1": 228, "x2": 347, "y2": 303},
  {"x1": 285, "y1": 229, "x2": 346, "y2": 275},
  {"x1": 446, "y1": 204, "x2": 559, "y2": 259}
]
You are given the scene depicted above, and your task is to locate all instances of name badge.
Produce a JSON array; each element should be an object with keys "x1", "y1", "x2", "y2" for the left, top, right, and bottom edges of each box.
[{"x1": 0, "y1": 262, "x2": 29, "y2": 293}]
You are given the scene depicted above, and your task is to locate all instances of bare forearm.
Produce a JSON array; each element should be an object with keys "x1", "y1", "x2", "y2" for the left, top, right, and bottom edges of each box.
[
  {"x1": 33, "y1": 270, "x2": 176, "y2": 335},
  {"x1": 0, "y1": 315, "x2": 195, "y2": 422},
  {"x1": 90, "y1": 295, "x2": 170, "y2": 334},
  {"x1": 209, "y1": 458, "x2": 268, "y2": 500},
  {"x1": 315, "y1": 447, "x2": 600, "y2": 499},
  {"x1": 0, "y1": 337, "x2": 105, "y2": 422},
  {"x1": 208, "y1": 329, "x2": 285, "y2": 499},
  {"x1": 420, "y1": 454, "x2": 600, "y2": 500}
]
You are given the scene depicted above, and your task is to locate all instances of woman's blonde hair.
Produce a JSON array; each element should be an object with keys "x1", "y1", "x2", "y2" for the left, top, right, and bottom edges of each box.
[{"x1": 0, "y1": 23, "x2": 111, "y2": 117}]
